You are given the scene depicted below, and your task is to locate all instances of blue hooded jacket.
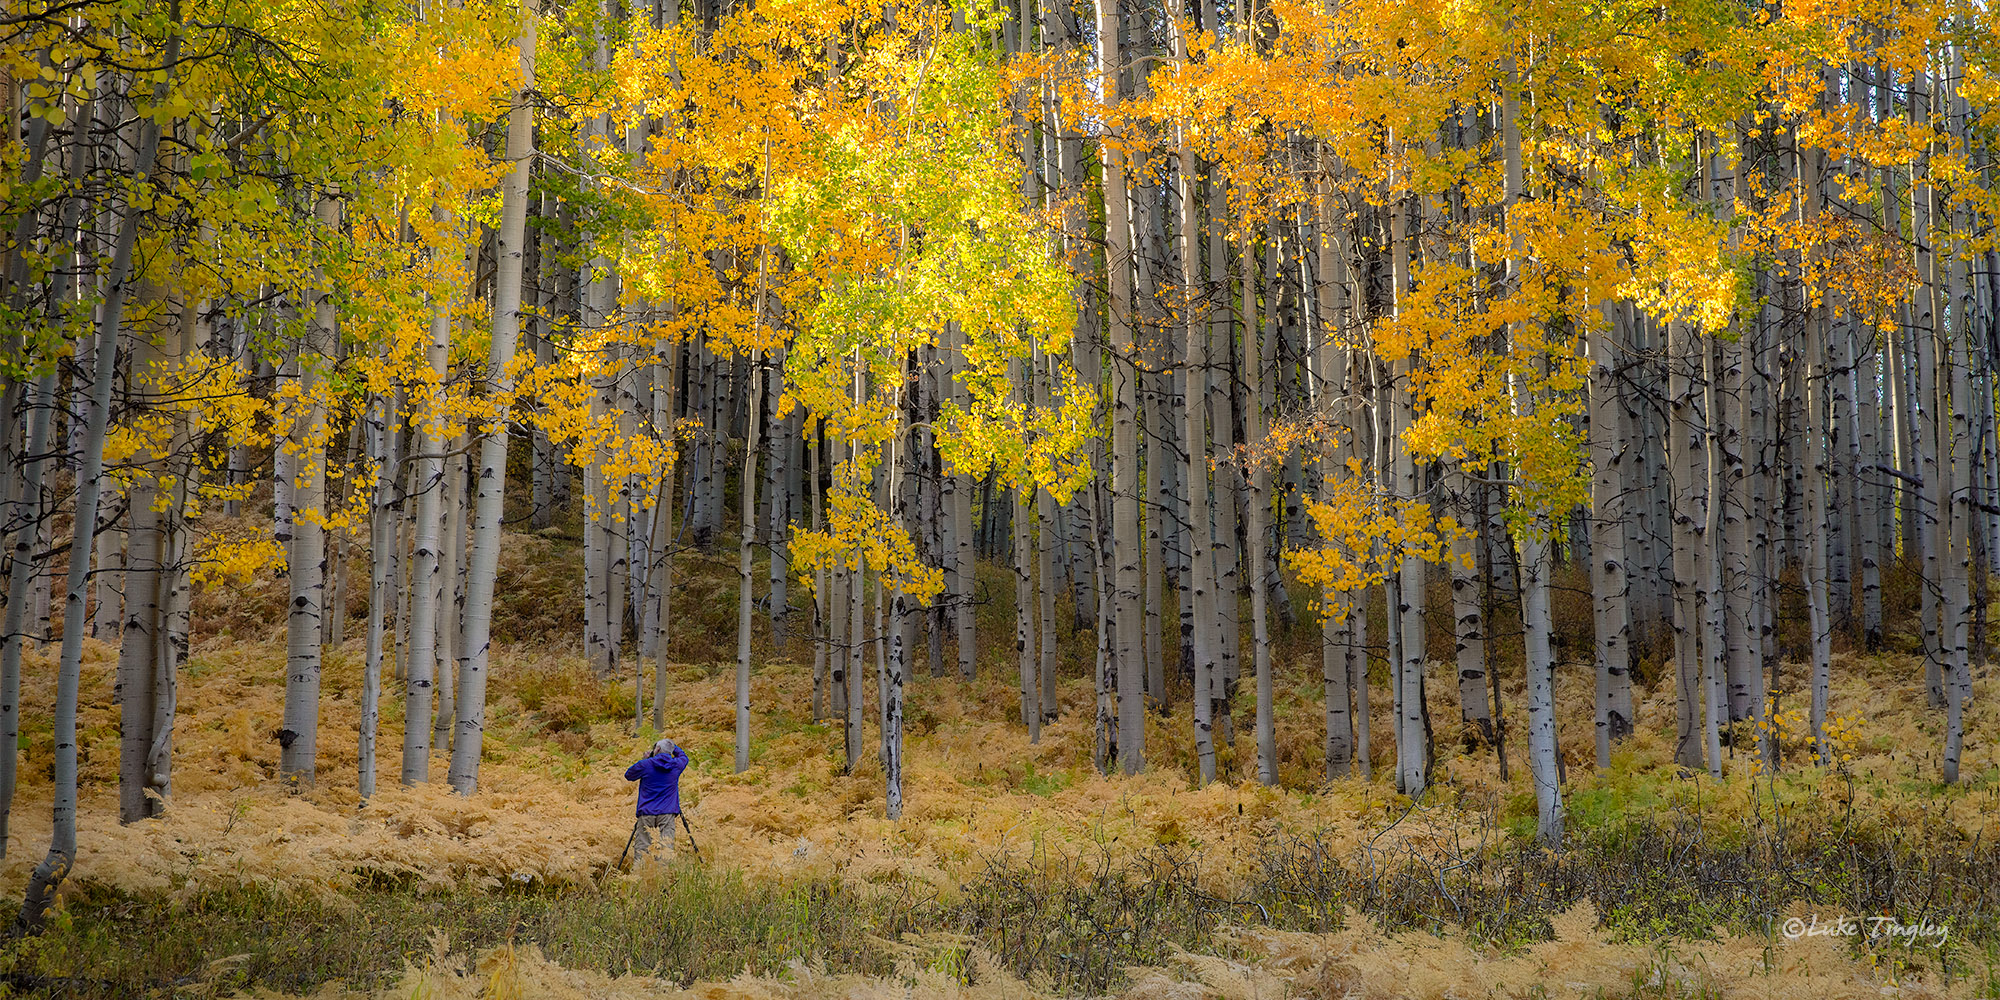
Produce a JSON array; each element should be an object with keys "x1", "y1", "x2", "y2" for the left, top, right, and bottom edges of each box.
[{"x1": 625, "y1": 743, "x2": 689, "y2": 816}]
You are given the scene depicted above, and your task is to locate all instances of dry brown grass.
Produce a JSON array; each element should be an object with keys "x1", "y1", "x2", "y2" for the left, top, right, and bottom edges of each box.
[
  {"x1": 6, "y1": 570, "x2": 1995, "y2": 901},
  {"x1": 249, "y1": 900, "x2": 1989, "y2": 1000},
  {"x1": 4, "y1": 527, "x2": 1994, "y2": 997}
]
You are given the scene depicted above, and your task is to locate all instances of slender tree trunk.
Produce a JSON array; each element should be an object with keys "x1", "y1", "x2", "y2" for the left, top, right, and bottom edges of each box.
[
  {"x1": 1668, "y1": 317, "x2": 1705, "y2": 771},
  {"x1": 1092, "y1": 50, "x2": 1141, "y2": 769},
  {"x1": 361, "y1": 390, "x2": 398, "y2": 799},
  {"x1": 393, "y1": 434, "x2": 415, "y2": 690},
  {"x1": 1314, "y1": 158, "x2": 1355, "y2": 781},
  {"x1": 1389, "y1": 175, "x2": 1426, "y2": 797},
  {"x1": 1910, "y1": 76, "x2": 1945, "y2": 709},
  {"x1": 846, "y1": 521, "x2": 866, "y2": 772},
  {"x1": 1014, "y1": 367, "x2": 1039, "y2": 740},
  {"x1": 1451, "y1": 469, "x2": 1491, "y2": 745},
  {"x1": 1723, "y1": 318, "x2": 1757, "y2": 728},
  {"x1": 445, "y1": 0, "x2": 538, "y2": 794},
  {"x1": 117, "y1": 331, "x2": 163, "y2": 821},
  {"x1": 832, "y1": 559, "x2": 850, "y2": 738},
  {"x1": 766, "y1": 375, "x2": 791, "y2": 654},
  {"x1": 1144, "y1": 368, "x2": 1167, "y2": 711},
  {"x1": 1090, "y1": 478, "x2": 1116, "y2": 772},
  {"x1": 1855, "y1": 320, "x2": 1884, "y2": 652},
  {"x1": 1350, "y1": 358, "x2": 1375, "y2": 781},
  {"x1": 1522, "y1": 521, "x2": 1562, "y2": 844},
  {"x1": 1244, "y1": 234, "x2": 1275, "y2": 784},
  {"x1": 1036, "y1": 351, "x2": 1061, "y2": 722},
  {"x1": 650, "y1": 334, "x2": 680, "y2": 731},
  {"x1": 734, "y1": 348, "x2": 764, "y2": 774},
  {"x1": 1943, "y1": 314, "x2": 1972, "y2": 783},
  {"x1": 886, "y1": 584, "x2": 906, "y2": 816},
  {"x1": 90, "y1": 514, "x2": 123, "y2": 640},
  {"x1": 1701, "y1": 331, "x2": 1727, "y2": 777},
  {"x1": 279, "y1": 190, "x2": 341, "y2": 785},
  {"x1": 20, "y1": 31, "x2": 174, "y2": 925},
  {"x1": 1800, "y1": 128, "x2": 1836, "y2": 763},
  {"x1": 1940, "y1": 55, "x2": 1974, "y2": 781},
  {"x1": 732, "y1": 132, "x2": 775, "y2": 770},
  {"x1": 403, "y1": 293, "x2": 451, "y2": 785},
  {"x1": 949, "y1": 330, "x2": 978, "y2": 681},
  {"x1": 1174, "y1": 111, "x2": 1216, "y2": 784},
  {"x1": 0, "y1": 371, "x2": 57, "y2": 854},
  {"x1": 1587, "y1": 297, "x2": 1634, "y2": 765},
  {"x1": 810, "y1": 425, "x2": 829, "y2": 720},
  {"x1": 435, "y1": 441, "x2": 463, "y2": 752}
]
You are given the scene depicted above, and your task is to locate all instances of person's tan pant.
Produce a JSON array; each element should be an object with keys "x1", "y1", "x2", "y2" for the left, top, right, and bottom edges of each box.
[{"x1": 633, "y1": 813, "x2": 677, "y2": 863}]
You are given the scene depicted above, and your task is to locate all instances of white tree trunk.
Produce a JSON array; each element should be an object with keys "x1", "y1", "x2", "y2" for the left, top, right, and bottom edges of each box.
[
  {"x1": 1, "y1": 370, "x2": 58, "y2": 853},
  {"x1": 1667, "y1": 317, "x2": 1705, "y2": 771},
  {"x1": 447, "y1": 0, "x2": 539, "y2": 794},
  {"x1": 1590, "y1": 302, "x2": 1632, "y2": 767},
  {"x1": 1014, "y1": 358, "x2": 1038, "y2": 742},
  {"x1": 1802, "y1": 294, "x2": 1834, "y2": 765},
  {"x1": 89, "y1": 513, "x2": 123, "y2": 640},
  {"x1": 1244, "y1": 234, "x2": 1275, "y2": 785},
  {"x1": 1700, "y1": 333, "x2": 1727, "y2": 778},
  {"x1": 435, "y1": 439, "x2": 463, "y2": 752},
  {"x1": 1175, "y1": 123, "x2": 1215, "y2": 784},
  {"x1": 23, "y1": 55, "x2": 172, "y2": 926},
  {"x1": 361, "y1": 389, "x2": 398, "y2": 799},
  {"x1": 1521, "y1": 523, "x2": 1563, "y2": 845},
  {"x1": 1450, "y1": 473, "x2": 1491, "y2": 745},
  {"x1": 649, "y1": 333, "x2": 679, "y2": 731},
  {"x1": 279, "y1": 191, "x2": 340, "y2": 785},
  {"x1": 1098, "y1": 16, "x2": 1143, "y2": 768},
  {"x1": 402, "y1": 292, "x2": 451, "y2": 786},
  {"x1": 1389, "y1": 182, "x2": 1426, "y2": 798},
  {"x1": 734, "y1": 351, "x2": 764, "y2": 774},
  {"x1": 1940, "y1": 57, "x2": 1973, "y2": 781},
  {"x1": 117, "y1": 326, "x2": 163, "y2": 822}
]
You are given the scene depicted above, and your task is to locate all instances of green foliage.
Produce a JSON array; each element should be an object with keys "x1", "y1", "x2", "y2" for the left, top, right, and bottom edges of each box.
[{"x1": 0, "y1": 871, "x2": 901, "y2": 995}]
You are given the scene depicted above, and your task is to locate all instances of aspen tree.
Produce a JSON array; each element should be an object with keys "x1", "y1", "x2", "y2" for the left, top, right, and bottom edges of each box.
[
  {"x1": 0, "y1": 371, "x2": 56, "y2": 850},
  {"x1": 650, "y1": 335, "x2": 680, "y2": 731},
  {"x1": 1095, "y1": 0, "x2": 1144, "y2": 775},
  {"x1": 1036, "y1": 349, "x2": 1061, "y2": 723},
  {"x1": 951, "y1": 329, "x2": 977, "y2": 681},
  {"x1": 403, "y1": 275, "x2": 452, "y2": 785},
  {"x1": 1175, "y1": 99, "x2": 1217, "y2": 785},
  {"x1": 1939, "y1": 43, "x2": 1973, "y2": 783},
  {"x1": 447, "y1": 0, "x2": 539, "y2": 794},
  {"x1": 1666, "y1": 309, "x2": 1706, "y2": 772},
  {"x1": 735, "y1": 344, "x2": 766, "y2": 774},
  {"x1": 1801, "y1": 130, "x2": 1835, "y2": 765},
  {"x1": 733, "y1": 135, "x2": 772, "y2": 775},
  {"x1": 118, "y1": 283, "x2": 167, "y2": 822},
  {"x1": 1389, "y1": 143, "x2": 1426, "y2": 798},
  {"x1": 361, "y1": 389, "x2": 399, "y2": 799},
  {"x1": 1015, "y1": 357, "x2": 1039, "y2": 741},
  {"x1": 1910, "y1": 69, "x2": 1944, "y2": 710},
  {"x1": 1591, "y1": 301, "x2": 1632, "y2": 766},
  {"x1": 1312, "y1": 159, "x2": 1355, "y2": 780},
  {"x1": 278, "y1": 190, "x2": 341, "y2": 785},
  {"x1": 1247, "y1": 234, "x2": 1276, "y2": 785},
  {"x1": 21, "y1": 10, "x2": 177, "y2": 926},
  {"x1": 435, "y1": 438, "x2": 463, "y2": 751}
]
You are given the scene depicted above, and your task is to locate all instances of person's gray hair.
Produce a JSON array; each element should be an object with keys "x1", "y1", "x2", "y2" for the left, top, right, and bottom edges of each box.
[{"x1": 653, "y1": 738, "x2": 677, "y2": 757}]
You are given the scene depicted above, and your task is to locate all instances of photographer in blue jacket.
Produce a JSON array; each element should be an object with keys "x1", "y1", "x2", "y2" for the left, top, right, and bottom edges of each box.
[{"x1": 623, "y1": 739, "x2": 689, "y2": 863}]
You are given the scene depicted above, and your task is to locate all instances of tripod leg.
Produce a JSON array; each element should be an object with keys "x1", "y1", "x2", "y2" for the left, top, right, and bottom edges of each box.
[
  {"x1": 678, "y1": 812, "x2": 702, "y2": 860},
  {"x1": 616, "y1": 818, "x2": 640, "y2": 870}
]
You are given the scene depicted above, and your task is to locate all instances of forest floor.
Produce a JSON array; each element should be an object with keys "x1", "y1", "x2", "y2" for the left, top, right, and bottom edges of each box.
[{"x1": 0, "y1": 527, "x2": 1996, "y2": 998}]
